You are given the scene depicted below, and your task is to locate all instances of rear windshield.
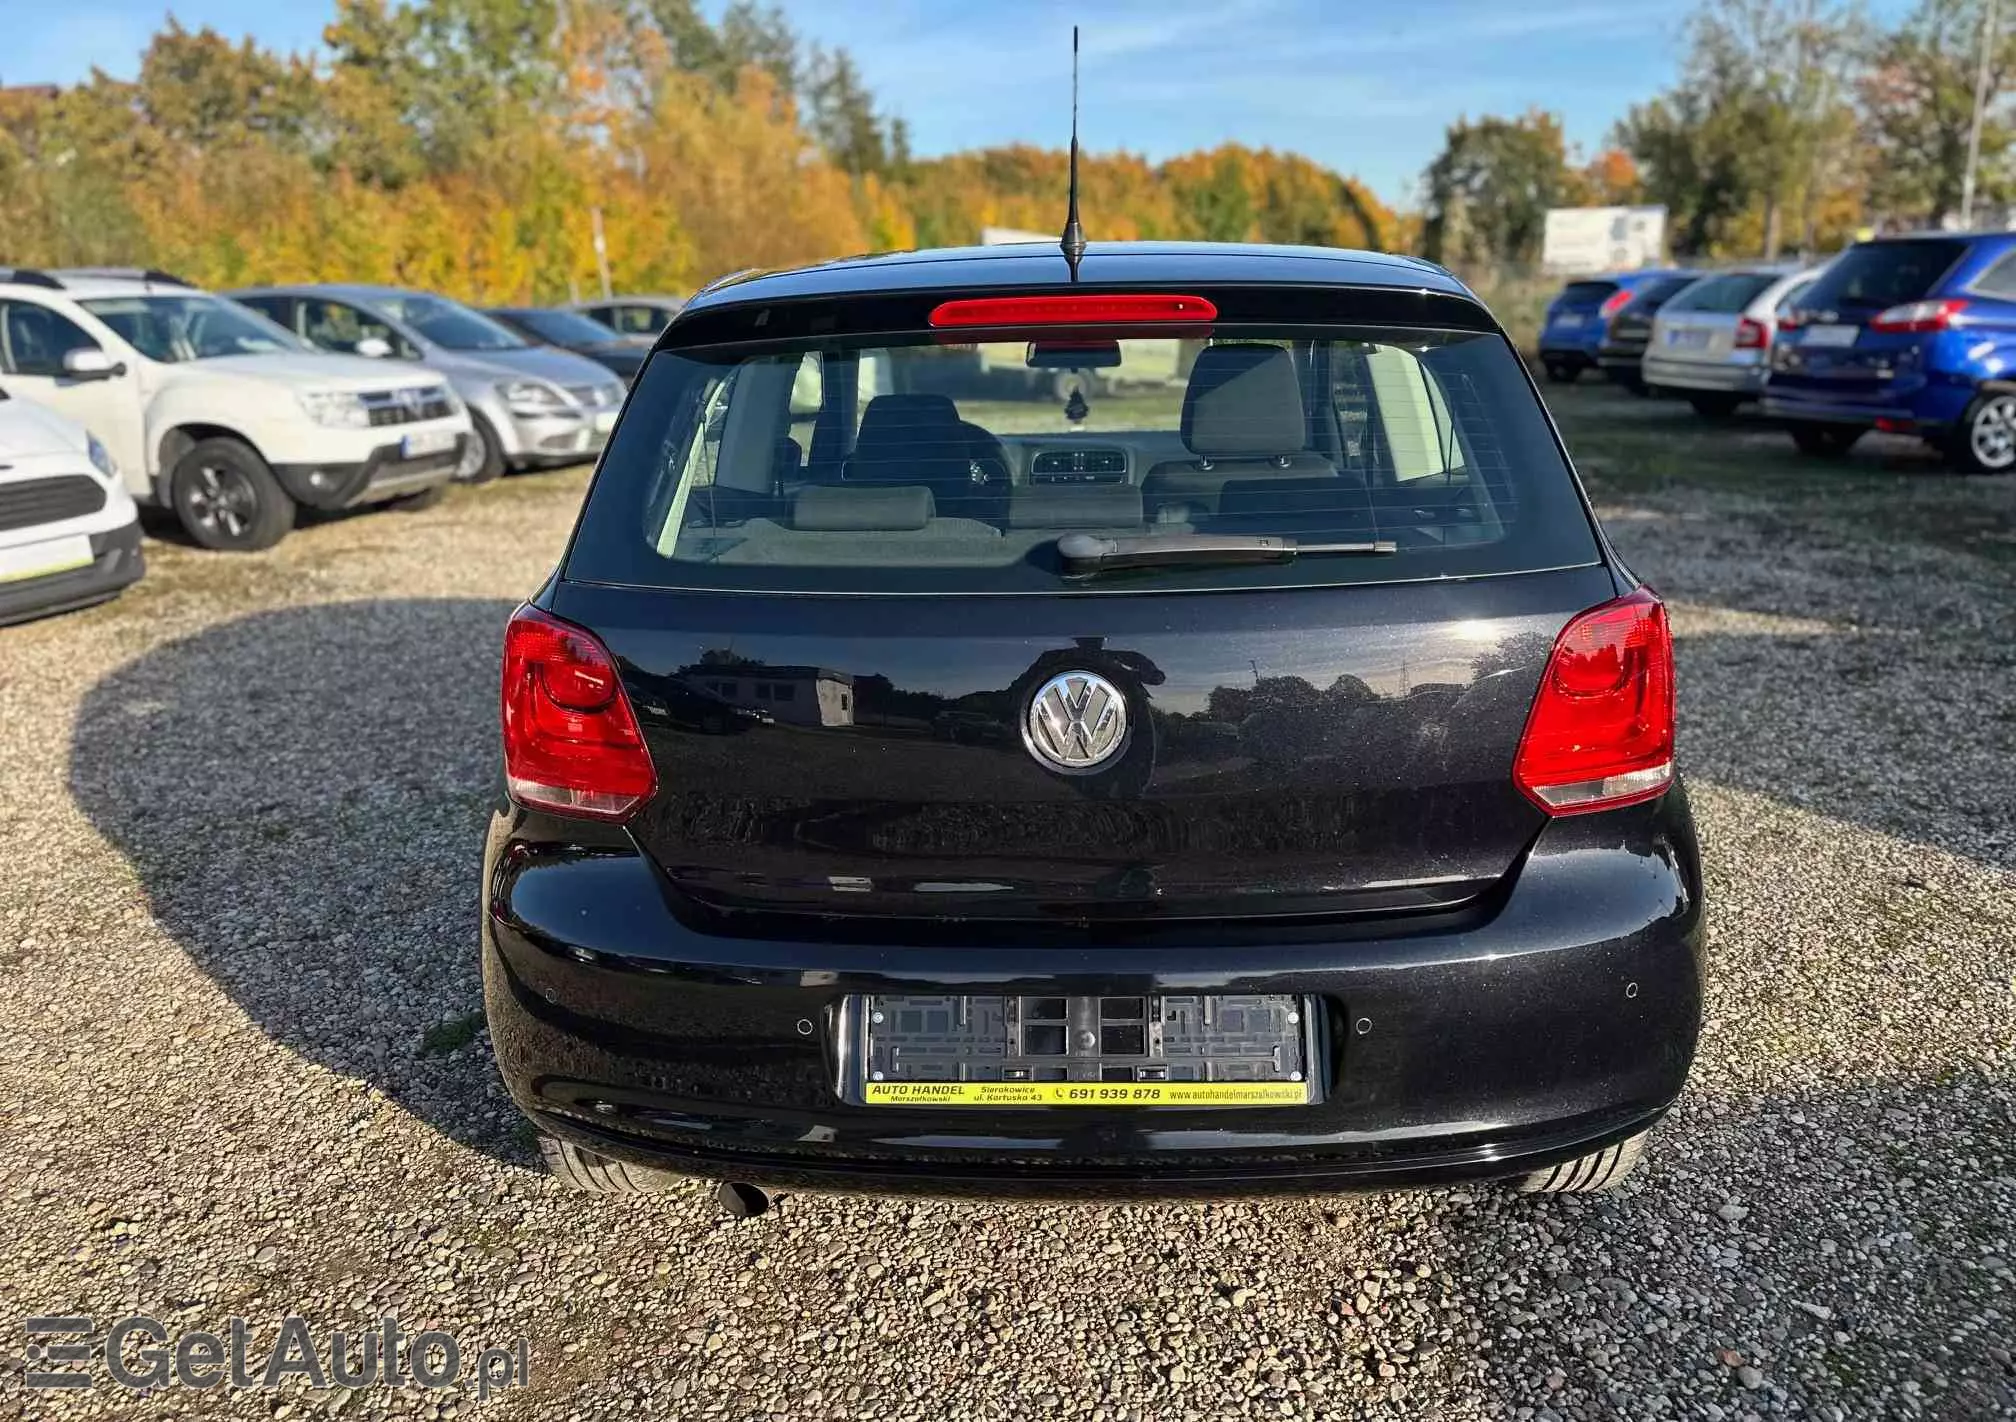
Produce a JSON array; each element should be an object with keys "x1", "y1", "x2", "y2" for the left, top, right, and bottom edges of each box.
[
  {"x1": 1557, "y1": 281, "x2": 1616, "y2": 307},
  {"x1": 1664, "y1": 272, "x2": 1779, "y2": 315},
  {"x1": 1632, "y1": 276, "x2": 1700, "y2": 310},
  {"x1": 565, "y1": 326, "x2": 1600, "y2": 595},
  {"x1": 1801, "y1": 240, "x2": 1965, "y2": 311}
]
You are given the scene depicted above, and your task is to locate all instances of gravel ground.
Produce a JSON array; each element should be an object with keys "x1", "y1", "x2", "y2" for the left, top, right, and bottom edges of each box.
[{"x1": 1, "y1": 391, "x2": 2012, "y2": 1421}]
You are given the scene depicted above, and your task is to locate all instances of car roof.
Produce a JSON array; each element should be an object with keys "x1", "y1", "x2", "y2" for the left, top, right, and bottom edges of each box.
[
  {"x1": 0, "y1": 271, "x2": 207, "y2": 301},
  {"x1": 682, "y1": 241, "x2": 1473, "y2": 314},
  {"x1": 229, "y1": 283, "x2": 429, "y2": 305},
  {"x1": 1858, "y1": 229, "x2": 2014, "y2": 244}
]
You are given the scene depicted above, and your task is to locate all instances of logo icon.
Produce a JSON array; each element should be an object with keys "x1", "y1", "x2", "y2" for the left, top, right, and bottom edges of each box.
[{"x1": 1023, "y1": 672, "x2": 1127, "y2": 772}]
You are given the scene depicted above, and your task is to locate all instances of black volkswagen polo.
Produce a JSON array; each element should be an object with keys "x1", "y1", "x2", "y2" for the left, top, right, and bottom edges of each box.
[{"x1": 481, "y1": 241, "x2": 1703, "y2": 1214}]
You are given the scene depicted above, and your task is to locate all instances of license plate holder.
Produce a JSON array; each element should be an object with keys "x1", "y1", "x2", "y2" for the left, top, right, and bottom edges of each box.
[
  {"x1": 401, "y1": 429, "x2": 458, "y2": 458},
  {"x1": 1802, "y1": 323, "x2": 1860, "y2": 348},
  {"x1": 846, "y1": 993, "x2": 1317, "y2": 1108},
  {"x1": 0, "y1": 532, "x2": 93, "y2": 584}
]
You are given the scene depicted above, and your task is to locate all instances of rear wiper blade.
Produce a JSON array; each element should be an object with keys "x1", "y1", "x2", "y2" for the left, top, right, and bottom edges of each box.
[{"x1": 1057, "y1": 531, "x2": 1396, "y2": 573}]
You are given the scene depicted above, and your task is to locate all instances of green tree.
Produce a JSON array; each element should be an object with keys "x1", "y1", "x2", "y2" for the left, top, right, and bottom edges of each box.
[
  {"x1": 1619, "y1": 0, "x2": 1865, "y2": 256},
  {"x1": 1861, "y1": 0, "x2": 2016, "y2": 226},
  {"x1": 1421, "y1": 111, "x2": 1572, "y2": 267}
]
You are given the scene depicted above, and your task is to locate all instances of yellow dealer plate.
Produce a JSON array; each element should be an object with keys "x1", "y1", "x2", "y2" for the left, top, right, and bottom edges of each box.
[{"x1": 863, "y1": 1079, "x2": 1311, "y2": 1108}]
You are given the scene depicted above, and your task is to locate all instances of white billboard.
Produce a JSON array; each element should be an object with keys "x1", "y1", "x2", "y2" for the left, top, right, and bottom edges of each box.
[
  {"x1": 980, "y1": 226, "x2": 1054, "y2": 246},
  {"x1": 1542, "y1": 206, "x2": 1668, "y2": 275}
]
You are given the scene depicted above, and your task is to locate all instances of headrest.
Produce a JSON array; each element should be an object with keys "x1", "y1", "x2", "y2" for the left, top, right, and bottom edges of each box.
[
  {"x1": 791, "y1": 485, "x2": 935, "y2": 531},
  {"x1": 1006, "y1": 486, "x2": 1145, "y2": 529},
  {"x1": 1182, "y1": 344, "x2": 1307, "y2": 459},
  {"x1": 856, "y1": 393, "x2": 962, "y2": 446}
]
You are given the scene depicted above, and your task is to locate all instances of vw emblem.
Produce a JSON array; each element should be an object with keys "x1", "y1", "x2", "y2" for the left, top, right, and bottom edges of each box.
[{"x1": 1023, "y1": 671, "x2": 1128, "y2": 773}]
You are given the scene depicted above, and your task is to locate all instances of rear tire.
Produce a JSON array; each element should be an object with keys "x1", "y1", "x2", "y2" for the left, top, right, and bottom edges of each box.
[
  {"x1": 1944, "y1": 391, "x2": 2016, "y2": 473},
  {"x1": 536, "y1": 1132, "x2": 685, "y2": 1196},
  {"x1": 1516, "y1": 1129, "x2": 1648, "y2": 1194},
  {"x1": 1790, "y1": 423, "x2": 1863, "y2": 458},
  {"x1": 169, "y1": 437, "x2": 295, "y2": 552},
  {"x1": 1543, "y1": 360, "x2": 1578, "y2": 384},
  {"x1": 456, "y1": 413, "x2": 506, "y2": 484},
  {"x1": 1688, "y1": 393, "x2": 1742, "y2": 418}
]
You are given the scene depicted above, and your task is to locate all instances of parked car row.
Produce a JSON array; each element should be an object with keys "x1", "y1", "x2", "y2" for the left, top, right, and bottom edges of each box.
[
  {"x1": 0, "y1": 266, "x2": 676, "y2": 626},
  {"x1": 1545, "y1": 230, "x2": 2016, "y2": 473}
]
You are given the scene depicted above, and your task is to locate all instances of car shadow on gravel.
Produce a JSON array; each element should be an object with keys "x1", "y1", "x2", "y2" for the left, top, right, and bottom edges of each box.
[{"x1": 67, "y1": 598, "x2": 529, "y2": 1165}]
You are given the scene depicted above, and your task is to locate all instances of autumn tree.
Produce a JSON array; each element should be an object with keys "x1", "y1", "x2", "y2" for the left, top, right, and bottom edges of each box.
[
  {"x1": 1861, "y1": 0, "x2": 2016, "y2": 226},
  {"x1": 1421, "y1": 111, "x2": 1574, "y2": 268}
]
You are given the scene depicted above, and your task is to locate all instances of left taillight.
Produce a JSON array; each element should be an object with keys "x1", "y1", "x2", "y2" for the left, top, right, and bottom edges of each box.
[
  {"x1": 1513, "y1": 589, "x2": 1675, "y2": 815},
  {"x1": 501, "y1": 605, "x2": 656, "y2": 821},
  {"x1": 1869, "y1": 298, "x2": 1969, "y2": 333}
]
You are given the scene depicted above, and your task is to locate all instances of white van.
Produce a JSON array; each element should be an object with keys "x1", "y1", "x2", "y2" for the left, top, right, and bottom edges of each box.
[{"x1": 0, "y1": 268, "x2": 472, "y2": 550}]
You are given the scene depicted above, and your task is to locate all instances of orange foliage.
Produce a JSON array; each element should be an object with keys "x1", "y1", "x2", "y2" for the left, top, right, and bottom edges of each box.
[{"x1": 0, "y1": 2, "x2": 1401, "y2": 301}]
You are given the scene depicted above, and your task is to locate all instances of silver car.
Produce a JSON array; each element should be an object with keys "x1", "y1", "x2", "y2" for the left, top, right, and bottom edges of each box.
[
  {"x1": 1643, "y1": 266, "x2": 1827, "y2": 416},
  {"x1": 229, "y1": 285, "x2": 627, "y2": 482}
]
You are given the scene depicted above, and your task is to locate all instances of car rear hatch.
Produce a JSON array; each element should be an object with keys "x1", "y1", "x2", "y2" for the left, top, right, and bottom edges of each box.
[
  {"x1": 1652, "y1": 272, "x2": 1785, "y2": 370},
  {"x1": 1603, "y1": 276, "x2": 1698, "y2": 356},
  {"x1": 1774, "y1": 238, "x2": 1969, "y2": 399},
  {"x1": 547, "y1": 282, "x2": 1621, "y2": 928},
  {"x1": 1543, "y1": 280, "x2": 1616, "y2": 348}
]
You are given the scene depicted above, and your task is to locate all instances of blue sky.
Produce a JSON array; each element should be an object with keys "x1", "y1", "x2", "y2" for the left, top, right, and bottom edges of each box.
[{"x1": 4, "y1": 0, "x2": 1917, "y2": 205}]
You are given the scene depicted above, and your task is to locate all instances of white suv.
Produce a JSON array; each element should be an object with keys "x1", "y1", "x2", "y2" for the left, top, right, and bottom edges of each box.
[
  {"x1": 0, "y1": 268, "x2": 473, "y2": 551},
  {"x1": 0, "y1": 391, "x2": 143, "y2": 624}
]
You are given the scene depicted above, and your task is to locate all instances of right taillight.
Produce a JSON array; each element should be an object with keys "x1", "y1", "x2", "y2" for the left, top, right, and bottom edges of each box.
[
  {"x1": 1598, "y1": 289, "x2": 1635, "y2": 318},
  {"x1": 501, "y1": 605, "x2": 656, "y2": 821},
  {"x1": 1869, "y1": 297, "x2": 1969, "y2": 333},
  {"x1": 1514, "y1": 589, "x2": 1675, "y2": 815},
  {"x1": 1734, "y1": 316, "x2": 1769, "y2": 349}
]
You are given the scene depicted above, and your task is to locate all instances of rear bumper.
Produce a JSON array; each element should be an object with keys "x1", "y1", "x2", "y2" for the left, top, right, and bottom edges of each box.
[
  {"x1": 481, "y1": 789, "x2": 1706, "y2": 1197},
  {"x1": 501, "y1": 410, "x2": 612, "y2": 467},
  {"x1": 273, "y1": 438, "x2": 465, "y2": 509},
  {"x1": 0, "y1": 519, "x2": 144, "y2": 627},
  {"x1": 1538, "y1": 340, "x2": 1598, "y2": 364},
  {"x1": 1761, "y1": 381, "x2": 1972, "y2": 431},
  {"x1": 1597, "y1": 341, "x2": 1650, "y2": 377},
  {"x1": 1641, "y1": 355, "x2": 1769, "y2": 394}
]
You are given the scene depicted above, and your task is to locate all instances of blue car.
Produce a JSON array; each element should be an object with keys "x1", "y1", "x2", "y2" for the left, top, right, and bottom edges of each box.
[
  {"x1": 1537, "y1": 270, "x2": 1697, "y2": 384},
  {"x1": 1765, "y1": 232, "x2": 2016, "y2": 471}
]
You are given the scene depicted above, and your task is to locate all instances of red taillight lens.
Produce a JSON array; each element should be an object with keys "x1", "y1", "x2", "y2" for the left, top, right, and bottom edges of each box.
[
  {"x1": 1513, "y1": 589, "x2": 1675, "y2": 815},
  {"x1": 501, "y1": 606, "x2": 656, "y2": 821},
  {"x1": 928, "y1": 294, "x2": 1217, "y2": 327},
  {"x1": 1734, "y1": 316, "x2": 1769, "y2": 349},
  {"x1": 1598, "y1": 289, "x2": 1635, "y2": 318},
  {"x1": 1869, "y1": 298, "x2": 1969, "y2": 333}
]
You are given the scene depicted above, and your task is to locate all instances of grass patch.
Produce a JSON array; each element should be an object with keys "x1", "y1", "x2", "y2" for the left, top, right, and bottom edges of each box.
[
  {"x1": 419, "y1": 1011, "x2": 485, "y2": 1057},
  {"x1": 1548, "y1": 382, "x2": 2016, "y2": 569}
]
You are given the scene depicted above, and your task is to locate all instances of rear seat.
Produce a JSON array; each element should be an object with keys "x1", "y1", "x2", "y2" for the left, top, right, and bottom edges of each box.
[
  {"x1": 792, "y1": 485, "x2": 936, "y2": 531},
  {"x1": 1143, "y1": 344, "x2": 1336, "y2": 520},
  {"x1": 1006, "y1": 486, "x2": 1144, "y2": 530},
  {"x1": 1214, "y1": 477, "x2": 1375, "y2": 540}
]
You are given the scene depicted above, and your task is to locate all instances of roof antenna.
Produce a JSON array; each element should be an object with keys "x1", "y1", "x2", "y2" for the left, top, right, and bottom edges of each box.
[{"x1": 1060, "y1": 26, "x2": 1086, "y2": 281}]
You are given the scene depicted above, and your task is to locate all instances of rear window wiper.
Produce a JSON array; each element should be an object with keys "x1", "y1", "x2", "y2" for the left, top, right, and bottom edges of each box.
[{"x1": 1057, "y1": 531, "x2": 1397, "y2": 574}]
